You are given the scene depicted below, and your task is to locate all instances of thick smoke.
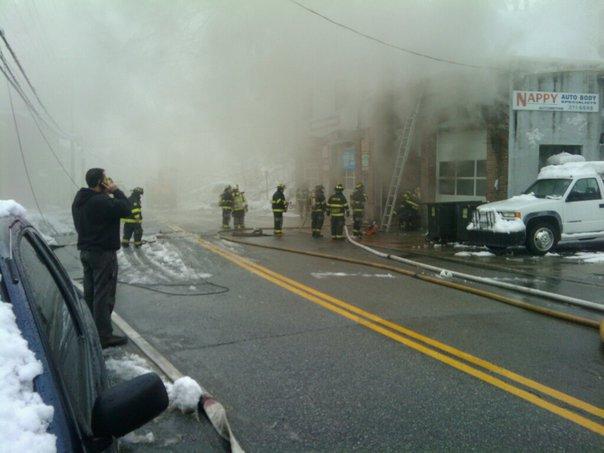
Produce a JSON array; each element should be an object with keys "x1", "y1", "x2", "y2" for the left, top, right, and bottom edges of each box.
[{"x1": 0, "y1": 0, "x2": 600, "y2": 213}]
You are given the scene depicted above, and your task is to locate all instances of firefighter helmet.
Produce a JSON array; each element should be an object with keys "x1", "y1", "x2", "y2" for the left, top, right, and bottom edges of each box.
[
  {"x1": 335, "y1": 183, "x2": 344, "y2": 192},
  {"x1": 355, "y1": 182, "x2": 364, "y2": 189},
  {"x1": 277, "y1": 183, "x2": 285, "y2": 190},
  {"x1": 132, "y1": 187, "x2": 144, "y2": 195}
]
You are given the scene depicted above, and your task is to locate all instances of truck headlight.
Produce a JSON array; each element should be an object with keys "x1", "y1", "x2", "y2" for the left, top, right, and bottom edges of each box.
[{"x1": 499, "y1": 211, "x2": 521, "y2": 220}]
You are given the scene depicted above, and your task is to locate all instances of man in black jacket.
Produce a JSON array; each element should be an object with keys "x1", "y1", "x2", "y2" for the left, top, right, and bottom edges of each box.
[{"x1": 72, "y1": 168, "x2": 132, "y2": 348}]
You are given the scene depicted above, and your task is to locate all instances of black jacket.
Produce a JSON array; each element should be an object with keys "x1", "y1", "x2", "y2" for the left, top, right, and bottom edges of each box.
[
  {"x1": 72, "y1": 188, "x2": 132, "y2": 251},
  {"x1": 272, "y1": 189, "x2": 287, "y2": 212}
]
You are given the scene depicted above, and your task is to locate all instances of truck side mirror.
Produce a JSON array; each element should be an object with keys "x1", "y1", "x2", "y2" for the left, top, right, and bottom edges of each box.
[{"x1": 91, "y1": 373, "x2": 168, "y2": 439}]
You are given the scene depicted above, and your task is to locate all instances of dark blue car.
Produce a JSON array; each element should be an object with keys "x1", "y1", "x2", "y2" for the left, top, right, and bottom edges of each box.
[{"x1": 0, "y1": 214, "x2": 168, "y2": 452}]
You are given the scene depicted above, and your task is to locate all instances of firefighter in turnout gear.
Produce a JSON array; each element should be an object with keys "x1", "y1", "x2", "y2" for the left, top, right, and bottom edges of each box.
[
  {"x1": 272, "y1": 183, "x2": 288, "y2": 235},
  {"x1": 398, "y1": 188, "x2": 421, "y2": 232},
  {"x1": 121, "y1": 187, "x2": 144, "y2": 247},
  {"x1": 232, "y1": 186, "x2": 247, "y2": 230},
  {"x1": 309, "y1": 185, "x2": 326, "y2": 238},
  {"x1": 219, "y1": 185, "x2": 234, "y2": 229},
  {"x1": 350, "y1": 182, "x2": 367, "y2": 238},
  {"x1": 327, "y1": 183, "x2": 349, "y2": 240}
]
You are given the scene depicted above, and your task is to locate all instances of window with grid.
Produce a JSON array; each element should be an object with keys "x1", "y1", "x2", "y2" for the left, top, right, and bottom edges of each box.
[{"x1": 438, "y1": 160, "x2": 486, "y2": 196}]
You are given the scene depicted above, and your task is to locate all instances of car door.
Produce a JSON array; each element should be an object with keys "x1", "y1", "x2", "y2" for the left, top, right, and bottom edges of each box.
[
  {"x1": 15, "y1": 226, "x2": 108, "y2": 451},
  {"x1": 563, "y1": 177, "x2": 604, "y2": 233}
]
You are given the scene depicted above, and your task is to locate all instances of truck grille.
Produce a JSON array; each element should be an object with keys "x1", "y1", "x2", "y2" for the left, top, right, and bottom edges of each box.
[{"x1": 472, "y1": 210, "x2": 496, "y2": 230}]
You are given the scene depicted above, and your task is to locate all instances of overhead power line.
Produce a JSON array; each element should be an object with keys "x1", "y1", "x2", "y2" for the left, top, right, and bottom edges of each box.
[
  {"x1": 289, "y1": 0, "x2": 502, "y2": 71},
  {"x1": 0, "y1": 28, "x2": 68, "y2": 136},
  {"x1": 0, "y1": 49, "x2": 78, "y2": 187},
  {"x1": 7, "y1": 80, "x2": 58, "y2": 234}
]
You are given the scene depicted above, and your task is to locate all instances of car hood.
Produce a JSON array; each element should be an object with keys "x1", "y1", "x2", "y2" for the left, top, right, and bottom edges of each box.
[{"x1": 478, "y1": 195, "x2": 560, "y2": 212}]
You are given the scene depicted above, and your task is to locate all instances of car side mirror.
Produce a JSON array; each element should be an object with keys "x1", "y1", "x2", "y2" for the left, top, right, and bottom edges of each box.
[
  {"x1": 566, "y1": 193, "x2": 579, "y2": 202},
  {"x1": 91, "y1": 373, "x2": 168, "y2": 439}
]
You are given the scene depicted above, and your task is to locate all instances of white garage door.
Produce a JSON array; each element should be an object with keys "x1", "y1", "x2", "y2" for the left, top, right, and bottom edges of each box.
[{"x1": 436, "y1": 129, "x2": 487, "y2": 202}]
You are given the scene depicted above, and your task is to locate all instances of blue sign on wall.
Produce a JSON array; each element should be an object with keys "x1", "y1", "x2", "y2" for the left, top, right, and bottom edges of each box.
[{"x1": 342, "y1": 148, "x2": 356, "y2": 171}]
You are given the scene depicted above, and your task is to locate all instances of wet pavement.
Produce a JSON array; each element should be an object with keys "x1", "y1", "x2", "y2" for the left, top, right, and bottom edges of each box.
[{"x1": 53, "y1": 209, "x2": 604, "y2": 451}]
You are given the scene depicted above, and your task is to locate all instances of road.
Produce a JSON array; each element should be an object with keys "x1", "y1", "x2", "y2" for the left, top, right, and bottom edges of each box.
[{"x1": 56, "y1": 209, "x2": 604, "y2": 451}]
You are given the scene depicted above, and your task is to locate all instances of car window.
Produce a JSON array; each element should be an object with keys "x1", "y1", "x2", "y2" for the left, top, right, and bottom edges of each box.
[
  {"x1": 524, "y1": 179, "x2": 572, "y2": 199},
  {"x1": 18, "y1": 233, "x2": 94, "y2": 434},
  {"x1": 566, "y1": 178, "x2": 601, "y2": 202}
]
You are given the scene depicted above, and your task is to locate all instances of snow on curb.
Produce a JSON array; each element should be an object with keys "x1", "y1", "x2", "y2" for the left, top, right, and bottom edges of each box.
[
  {"x1": 565, "y1": 252, "x2": 604, "y2": 264},
  {"x1": 0, "y1": 295, "x2": 56, "y2": 453},
  {"x1": 454, "y1": 251, "x2": 495, "y2": 257}
]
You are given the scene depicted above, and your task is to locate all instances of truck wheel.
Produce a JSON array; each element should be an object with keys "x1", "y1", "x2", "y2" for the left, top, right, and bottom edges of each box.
[{"x1": 526, "y1": 221, "x2": 557, "y2": 255}]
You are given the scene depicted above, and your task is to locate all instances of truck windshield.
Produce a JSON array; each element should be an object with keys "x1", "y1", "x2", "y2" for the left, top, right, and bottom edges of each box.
[{"x1": 524, "y1": 179, "x2": 572, "y2": 199}]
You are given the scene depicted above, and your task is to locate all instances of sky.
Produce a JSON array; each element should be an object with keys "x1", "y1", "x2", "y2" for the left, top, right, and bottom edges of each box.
[{"x1": 0, "y1": 0, "x2": 601, "y2": 211}]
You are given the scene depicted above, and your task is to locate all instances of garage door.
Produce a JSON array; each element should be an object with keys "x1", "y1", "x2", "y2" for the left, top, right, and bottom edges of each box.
[{"x1": 436, "y1": 129, "x2": 487, "y2": 202}]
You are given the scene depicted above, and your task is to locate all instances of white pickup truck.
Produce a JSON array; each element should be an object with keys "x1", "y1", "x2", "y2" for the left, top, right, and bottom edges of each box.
[{"x1": 468, "y1": 161, "x2": 604, "y2": 255}]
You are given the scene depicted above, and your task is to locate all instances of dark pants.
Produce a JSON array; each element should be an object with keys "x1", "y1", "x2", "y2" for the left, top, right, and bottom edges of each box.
[
  {"x1": 80, "y1": 250, "x2": 118, "y2": 341},
  {"x1": 330, "y1": 216, "x2": 345, "y2": 239},
  {"x1": 122, "y1": 222, "x2": 143, "y2": 247},
  {"x1": 233, "y1": 210, "x2": 245, "y2": 229},
  {"x1": 311, "y1": 211, "x2": 324, "y2": 237},
  {"x1": 352, "y1": 212, "x2": 363, "y2": 236},
  {"x1": 222, "y1": 209, "x2": 232, "y2": 229},
  {"x1": 273, "y1": 212, "x2": 283, "y2": 233}
]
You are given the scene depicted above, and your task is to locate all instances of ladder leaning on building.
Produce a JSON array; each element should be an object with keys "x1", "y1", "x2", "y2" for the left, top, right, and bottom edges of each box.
[{"x1": 380, "y1": 96, "x2": 422, "y2": 232}]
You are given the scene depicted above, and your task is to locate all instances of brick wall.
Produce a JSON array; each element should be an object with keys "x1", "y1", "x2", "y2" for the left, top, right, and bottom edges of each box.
[{"x1": 485, "y1": 112, "x2": 509, "y2": 202}]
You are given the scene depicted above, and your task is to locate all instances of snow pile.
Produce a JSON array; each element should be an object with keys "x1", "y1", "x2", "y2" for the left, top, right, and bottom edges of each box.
[
  {"x1": 122, "y1": 431, "x2": 155, "y2": 444},
  {"x1": 0, "y1": 200, "x2": 27, "y2": 218},
  {"x1": 166, "y1": 377, "x2": 203, "y2": 413},
  {"x1": 118, "y1": 241, "x2": 211, "y2": 285},
  {"x1": 105, "y1": 351, "x2": 204, "y2": 414},
  {"x1": 105, "y1": 352, "x2": 153, "y2": 381},
  {"x1": 0, "y1": 297, "x2": 55, "y2": 453},
  {"x1": 455, "y1": 251, "x2": 495, "y2": 257},
  {"x1": 311, "y1": 272, "x2": 395, "y2": 279},
  {"x1": 538, "y1": 161, "x2": 604, "y2": 180},
  {"x1": 508, "y1": 194, "x2": 537, "y2": 202},
  {"x1": 565, "y1": 252, "x2": 604, "y2": 264},
  {"x1": 546, "y1": 152, "x2": 585, "y2": 166},
  {"x1": 439, "y1": 269, "x2": 453, "y2": 278}
]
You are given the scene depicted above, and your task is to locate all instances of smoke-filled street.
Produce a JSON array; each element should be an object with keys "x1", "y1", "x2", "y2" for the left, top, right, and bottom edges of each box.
[{"x1": 1, "y1": 1, "x2": 603, "y2": 451}]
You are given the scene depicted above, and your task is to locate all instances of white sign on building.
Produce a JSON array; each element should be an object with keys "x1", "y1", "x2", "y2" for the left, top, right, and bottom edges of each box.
[{"x1": 512, "y1": 90, "x2": 599, "y2": 112}]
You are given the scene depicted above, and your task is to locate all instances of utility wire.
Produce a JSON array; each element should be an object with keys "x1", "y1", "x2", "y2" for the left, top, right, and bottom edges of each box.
[
  {"x1": 0, "y1": 28, "x2": 68, "y2": 135},
  {"x1": 7, "y1": 80, "x2": 59, "y2": 235},
  {"x1": 0, "y1": 50, "x2": 78, "y2": 188},
  {"x1": 288, "y1": 0, "x2": 503, "y2": 71}
]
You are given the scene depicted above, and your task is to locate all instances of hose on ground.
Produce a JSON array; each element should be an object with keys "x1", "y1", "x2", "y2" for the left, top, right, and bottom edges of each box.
[{"x1": 217, "y1": 231, "x2": 600, "y2": 330}]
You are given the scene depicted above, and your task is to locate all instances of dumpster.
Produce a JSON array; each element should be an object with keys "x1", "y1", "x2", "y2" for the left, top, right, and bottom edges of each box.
[
  {"x1": 455, "y1": 201, "x2": 482, "y2": 243},
  {"x1": 426, "y1": 201, "x2": 482, "y2": 244},
  {"x1": 426, "y1": 202, "x2": 457, "y2": 243}
]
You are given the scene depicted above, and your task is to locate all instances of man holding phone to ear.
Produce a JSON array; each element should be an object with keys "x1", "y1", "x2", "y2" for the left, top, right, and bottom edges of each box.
[{"x1": 72, "y1": 168, "x2": 132, "y2": 348}]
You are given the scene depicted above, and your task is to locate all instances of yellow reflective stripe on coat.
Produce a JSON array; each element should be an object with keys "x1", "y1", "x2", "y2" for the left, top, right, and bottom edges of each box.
[{"x1": 122, "y1": 219, "x2": 142, "y2": 223}]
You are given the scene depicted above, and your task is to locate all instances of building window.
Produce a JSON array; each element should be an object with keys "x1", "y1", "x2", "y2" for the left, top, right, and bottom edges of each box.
[{"x1": 438, "y1": 160, "x2": 486, "y2": 197}]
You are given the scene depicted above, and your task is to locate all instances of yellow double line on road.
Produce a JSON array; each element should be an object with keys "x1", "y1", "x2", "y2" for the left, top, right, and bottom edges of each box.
[{"x1": 182, "y1": 230, "x2": 603, "y2": 435}]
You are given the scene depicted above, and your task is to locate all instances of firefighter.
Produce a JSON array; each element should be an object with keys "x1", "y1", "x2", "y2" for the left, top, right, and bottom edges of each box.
[
  {"x1": 219, "y1": 185, "x2": 234, "y2": 229},
  {"x1": 272, "y1": 183, "x2": 288, "y2": 235},
  {"x1": 398, "y1": 188, "x2": 420, "y2": 232},
  {"x1": 232, "y1": 186, "x2": 247, "y2": 230},
  {"x1": 121, "y1": 187, "x2": 144, "y2": 248},
  {"x1": 309, "y1": 184, "x2": 326, "y2": 238},
  {"x1": 326, "y1": 183, "x2": 349, "y2": 240},
  {"x1": 350, "y1": 182, "x2": 367, "y2": 238}
]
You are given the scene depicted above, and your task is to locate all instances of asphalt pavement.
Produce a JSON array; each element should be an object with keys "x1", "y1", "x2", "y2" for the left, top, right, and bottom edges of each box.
[{"x1": 55, "y1": 209, "x2": 603, "y2": 451}]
